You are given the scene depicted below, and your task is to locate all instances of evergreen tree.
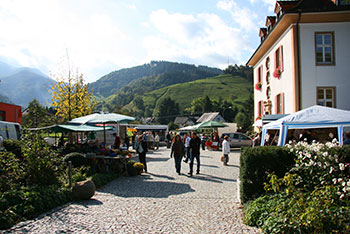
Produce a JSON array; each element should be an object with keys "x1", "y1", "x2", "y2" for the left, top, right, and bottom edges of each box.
[
  {"x1": 202, "y1": 96, "x2": 212, "y2": 113},
  {"x1": 22, "y1": 99, "x2": 55, "y2": 128},
  {"x1": 154, "y1": 97, "x2": 180, "y2": 124}
]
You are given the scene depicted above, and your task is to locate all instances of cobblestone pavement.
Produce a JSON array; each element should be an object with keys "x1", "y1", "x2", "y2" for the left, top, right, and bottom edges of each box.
[{"x1": 4, "y1": 147, "x2": 259, "y2": 234}]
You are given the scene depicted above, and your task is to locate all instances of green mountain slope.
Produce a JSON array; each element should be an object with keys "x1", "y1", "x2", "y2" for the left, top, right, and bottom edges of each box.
[
  {"x1": 123, "y1": 74, "x2": 252, "y2": 115},
  {"x1": 89, "y1": 61, "x2": 222, "y2": 98}
]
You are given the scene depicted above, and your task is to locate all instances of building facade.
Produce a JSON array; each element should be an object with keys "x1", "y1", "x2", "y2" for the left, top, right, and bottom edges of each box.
[
  {"x1": 0, "y1": 102, "x2": 22, "y2": 124},
  {"x1": 247, "y1": 0, "x2": 350, "y2": 124}
]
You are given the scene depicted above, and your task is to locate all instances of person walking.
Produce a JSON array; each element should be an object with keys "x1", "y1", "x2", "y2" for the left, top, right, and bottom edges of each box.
[
  {"x1": 170, "y1": 135, "x2": 185, "y2": 175},
  {"x1": 166, "y1": 132, "x2": 171, "y2": 148},
  {"x1": 154, "y1": 132, "x2": 160, "y2": 150},
  {"x1": 136, "y1": 135, "x2": 148, "y2": 173},
  {"x1": 222, "y1": 135, "x2": 230, "y2": 166},
  {"x1": 188, "y1": 132, "x2": 201, "y2": 176},
  {"x1": 183, "y1": 133, "x2": 191, "y2": 163}
]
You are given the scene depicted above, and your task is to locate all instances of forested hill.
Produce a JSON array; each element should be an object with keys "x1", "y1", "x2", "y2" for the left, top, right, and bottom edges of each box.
[{"x1": 88, "y1": 61, "x2": 222, "y2": 98}]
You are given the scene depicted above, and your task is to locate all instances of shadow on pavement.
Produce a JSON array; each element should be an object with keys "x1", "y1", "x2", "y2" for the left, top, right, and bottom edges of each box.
[
  {"x1": 186, "y1": 173, "x2": 237, "y2": 184},
  {"x1": 146, "y1": 157, "x2": 171, "y2": 162},
  {"x1": 77, "y1": 198, "x2": 104, "y2": 208},
  {"x1": 199, "y1": 164, "x2": 219, "y2": 168},
  {"x1": 101, "y1": 177, "x2": 195, "y2": 198},
  {"x1": 145, "y1": 172, "x2": 175, "y2": 180}
]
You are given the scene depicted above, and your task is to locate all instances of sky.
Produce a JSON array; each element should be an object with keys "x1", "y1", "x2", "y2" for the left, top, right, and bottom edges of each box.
[{"x1": 0, "y1": 0, "x2": 276, "y2": 83}]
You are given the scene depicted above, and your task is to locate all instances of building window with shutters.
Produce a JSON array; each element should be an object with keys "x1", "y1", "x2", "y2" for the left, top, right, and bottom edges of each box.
[
  {"x1": 273, "y1": 46, "x2": 283, "y2": 78},
  {"x1": 315, "y1": 32, "x2": 335, "y2": 65},
  {"x1": 317, "y1": 87, "x2": 336, "y2": 107},
  {"x1": 275, "y1": 93, "x2": 284, "y2": 114}
]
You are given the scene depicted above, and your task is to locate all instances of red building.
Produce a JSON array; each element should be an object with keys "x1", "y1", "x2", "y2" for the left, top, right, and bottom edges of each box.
[{"x1": 0, "y1": 102, "x2": 22, "y2": 124}]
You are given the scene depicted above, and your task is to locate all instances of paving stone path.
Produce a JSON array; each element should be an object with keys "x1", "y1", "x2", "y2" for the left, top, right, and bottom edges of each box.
[{"x1": 4, "y1": 147, "x2": 259, "y2": 234}]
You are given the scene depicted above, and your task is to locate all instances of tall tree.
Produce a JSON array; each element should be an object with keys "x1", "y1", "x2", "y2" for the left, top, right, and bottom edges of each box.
[
  {"x1": 22, "y1": 99, "x2": 55, "y2": 128},
  {"x1": 51, "y1": 73, "x2": 95, "y2": 123},
  {"x1": 154, "y1": 97, "x2": 180, "y2": 124},
  {"x1": 202, "y1": 95, "x2": 212, "y2": 113}
]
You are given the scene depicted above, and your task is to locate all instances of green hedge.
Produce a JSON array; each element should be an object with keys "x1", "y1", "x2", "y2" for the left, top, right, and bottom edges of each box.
[
  {"x1": 0, "y1": 185, "x2": 72, "y2": 230},
  {"x1": 240, "y1": 146, "x2": 295, "y2": 203}
]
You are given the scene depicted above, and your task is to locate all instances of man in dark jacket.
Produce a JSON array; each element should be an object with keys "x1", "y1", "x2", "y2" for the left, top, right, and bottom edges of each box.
[{"x1": 188, "y1": 132, "x2": 201, "y2": 176}]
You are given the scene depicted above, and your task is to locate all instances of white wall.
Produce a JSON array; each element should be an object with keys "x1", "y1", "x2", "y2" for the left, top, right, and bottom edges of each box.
[
  {"x1": 254, "y1": 25, "x2": 295, "y2": 120},
  {"x1": 299, "y1": 22, "x2": 350, "y2": 110}
]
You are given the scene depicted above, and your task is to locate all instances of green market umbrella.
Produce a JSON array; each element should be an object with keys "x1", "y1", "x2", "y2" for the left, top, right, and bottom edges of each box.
[{"x1": 197, "y1": 120, "x2": 228, "y2": 129}]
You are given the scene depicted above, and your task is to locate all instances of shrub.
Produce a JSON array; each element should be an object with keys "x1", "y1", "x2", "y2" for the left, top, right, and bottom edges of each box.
[
  {"x1": 0, "y1": 185, "x2": 72, "y2": 230},
  {"x1": 244, "y1": 141, "x2": 350, "y2": 233},
  {"x1": 63, "y1": 152, "x2": 88, "y2": 168},
  {"x1": 240, "y1": 146, "x2": 295, "y2": 203},
  {"x1": 90, "y1": 173, "x2": 118, "y2": 188},
  {"x1": 21, "y1": 133, "x2": 64, "y2": 186},
  {"x1": 0, "y1": 151, "x2": 25, "y2": 192},
  {"x1": 3, "y1": 139, "x2": 22, "y2": 158}
]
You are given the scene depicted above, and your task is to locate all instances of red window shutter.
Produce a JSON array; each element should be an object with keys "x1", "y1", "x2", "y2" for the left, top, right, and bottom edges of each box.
[
  {"x1": 281, "y1": 92, "x2": 285, "y2": 114},
  {"x1": 261, "y1": 101, "x2": 264, "y2": 115},
  {"x1": 274, "y1": 49, "x2": 277, "y2": 70},
  {"x1": 274, "y1": 95, "x2": 278, "y2": 114},
  {"x1": 280, "y1": 46, "x2": 284, "y2": 72}
]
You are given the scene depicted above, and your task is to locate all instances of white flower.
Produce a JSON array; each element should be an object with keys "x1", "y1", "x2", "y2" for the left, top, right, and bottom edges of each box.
[
  {"x1": 323, "y1": 152, "x2": 328, "y2": 157},
  {"x1": 330, "y1": 167, "x2": 334, "y2": 174},
  {"x1": 339, "y1": 163, "x2": 345, "y2": 171},
  {"x1": 338, "y1": 178, "x2": 343, "y2": 183},
  {"x1": 342, "y1": 182, "x2": 346, "y2": 186},
  {"x1": 340, "y1": 194, "x2": 345, "y2": 199},
  {"x1": 332, "y1": 178, "x2": 337, "y2": 184}
]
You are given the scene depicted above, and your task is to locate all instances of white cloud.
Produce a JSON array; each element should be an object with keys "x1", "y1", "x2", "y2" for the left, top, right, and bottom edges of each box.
[
  {"x1": 217, "y1": 0, "x2": 258, "y2": 32},
  {"x1": 143, "y1": 9, "x2": 252, "y2": 69},
  {"x1": 0, "y1": 0, "x2": 131, "y2": 82}
]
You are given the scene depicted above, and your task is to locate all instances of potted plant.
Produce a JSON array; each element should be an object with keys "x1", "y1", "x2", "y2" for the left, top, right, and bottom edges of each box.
[
  {"x1": 133, "y1": 162, "x2": 144, "y2": 175},
  {"x1": 255, "y1": 82, "x2": 262, "y2": 91},
  {"x1": 273, "y1": 67, "x2": 281, "y2": 78}
]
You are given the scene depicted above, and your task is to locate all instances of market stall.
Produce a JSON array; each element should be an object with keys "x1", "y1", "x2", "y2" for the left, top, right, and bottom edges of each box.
[{"x1": 261, "y1": 105, "x2": 350, "y2": 146}]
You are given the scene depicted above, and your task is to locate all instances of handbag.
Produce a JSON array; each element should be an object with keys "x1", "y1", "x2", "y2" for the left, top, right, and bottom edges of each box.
[{"x1": 220, "y1": 155, "x2": 224, "y2": 162}]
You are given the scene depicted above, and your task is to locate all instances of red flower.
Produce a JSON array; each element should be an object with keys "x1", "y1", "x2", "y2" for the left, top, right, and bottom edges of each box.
[
  {"x1": 273, "y1": 68, "x2": 281, "y2": 78},
  {"x1": 255, "y1": 82, "x2": 262, "y2": 91}
]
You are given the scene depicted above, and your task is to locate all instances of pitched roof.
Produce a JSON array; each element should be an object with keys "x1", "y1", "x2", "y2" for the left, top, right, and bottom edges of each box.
[
  {"x1": 197, "y1": 112, "x2": 222, "y2": 123},
  {"x1": 174, "y1": 117, "x2": 190, "y2": 125}
]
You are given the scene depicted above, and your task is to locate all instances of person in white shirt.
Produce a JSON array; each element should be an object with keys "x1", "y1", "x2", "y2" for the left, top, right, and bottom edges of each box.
[
  {"x1": 222, "y1": 135, "x2": 230, "y2": 166},
  {"x1": 183, "y1": 133, "x2": 192, "y2": 163},
  {"x1": 154, "y1": 132, "x2": 160, "y2": 150}
]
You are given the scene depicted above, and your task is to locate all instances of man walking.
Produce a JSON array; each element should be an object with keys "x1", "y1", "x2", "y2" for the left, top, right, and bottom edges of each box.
[
  {"x1": 222, "y1": 135, "x2": 230, "y2": 166},
  {"x1": 183, "y1": 133, "x2": 191, "y2": 163},
  {"x1": 188, "y1": 132, "x2": 201, "y2": 176}
]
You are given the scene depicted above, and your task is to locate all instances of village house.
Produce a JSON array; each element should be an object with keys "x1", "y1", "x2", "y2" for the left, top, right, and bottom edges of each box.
[
  {"x1": 174, "y1": 116, "x2": 196, "y2": 128},
  {"x1": 247, "y1": 0, "x2": 350, "y2": 124},
  {"x1": 197, "y1": 112, "x2": 225, "y2": 123}
]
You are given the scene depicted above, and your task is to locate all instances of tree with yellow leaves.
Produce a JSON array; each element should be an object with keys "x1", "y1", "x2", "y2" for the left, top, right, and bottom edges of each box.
[{"x1": 51, "y1": 72, "x2": 95, "y2": 123}]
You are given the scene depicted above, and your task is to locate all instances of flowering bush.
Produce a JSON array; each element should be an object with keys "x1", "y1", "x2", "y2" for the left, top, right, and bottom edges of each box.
[
  {"x1": 254, "y1": 82, "x2": 262, "y2": 91},
  {"x1": 285, "y1": 140, "x2": 350, "y2": 199},
  {"x1": 244, "y1": 141, "x2": 350, "y2": 233},
  {"x1": 273, "y1": 68, "x2": 281, "y2": 78}
]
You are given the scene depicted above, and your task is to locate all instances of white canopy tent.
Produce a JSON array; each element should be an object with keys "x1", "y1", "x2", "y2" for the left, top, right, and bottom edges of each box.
[{"x1": 261, "y1": 105, "x2": 350, "y2": 146}]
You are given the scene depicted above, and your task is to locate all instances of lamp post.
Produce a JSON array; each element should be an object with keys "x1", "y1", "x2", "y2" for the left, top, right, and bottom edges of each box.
[{"x1": 223, "y1": 106, "x2": 232, "y2": 122}]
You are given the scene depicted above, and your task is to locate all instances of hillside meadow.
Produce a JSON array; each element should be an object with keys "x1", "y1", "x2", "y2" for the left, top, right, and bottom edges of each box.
[{"x1": 141, "y1": 74, "x2": 252, "y2": 111}]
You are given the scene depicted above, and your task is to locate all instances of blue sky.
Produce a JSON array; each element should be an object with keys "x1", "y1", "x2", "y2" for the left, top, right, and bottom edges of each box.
[{"x1": 0, "y1": 0, "x2": 276, "y2": 83}]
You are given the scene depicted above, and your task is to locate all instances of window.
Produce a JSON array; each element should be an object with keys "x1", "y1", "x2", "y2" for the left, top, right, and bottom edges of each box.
[
  {"x1": 275, "y1": 93, "x2": 284, "y2": 114},
  {"x1": 274, "y1": 46, "x2": 283, "y2": 71},
  {"x1": 317, "y1": 87, "x2": 336, "y2": 107},
  {"x1": 258, "y1": 100, "x2": 263, "y2": 117},
  {"x1": 257, "y1": 65, "x2": 263, "y2": 84},
  {"x1": 315, "y1": 32, "x2": 334, "y2": 65},
  {"x1": 0, "y1": 111, "x2": 4, "y2": 121}
]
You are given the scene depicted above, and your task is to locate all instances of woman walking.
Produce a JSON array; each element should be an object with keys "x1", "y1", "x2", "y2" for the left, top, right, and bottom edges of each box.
[{"x1": 170, "y1": 135, "x2": 185, "y2": 175}]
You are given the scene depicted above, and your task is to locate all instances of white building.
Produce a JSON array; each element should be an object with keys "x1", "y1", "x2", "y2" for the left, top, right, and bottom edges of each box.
[{"x1": 247, "y1": 0, "x2": 350, "y2": 125}]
